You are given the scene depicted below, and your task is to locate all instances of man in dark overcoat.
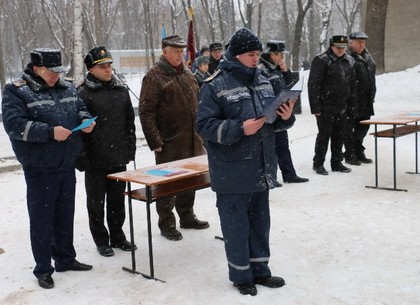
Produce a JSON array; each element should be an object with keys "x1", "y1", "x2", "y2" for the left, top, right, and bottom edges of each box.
[
  {"x1": 308, "y1": 35, "x2": 357, "y2": 175},
  {"x1": 78, "y1": 46, "x2": 137, "y2": 257},
  {"x1": 139, "y1": 35, "x2": 209, "y2": 241},
  {"x1": 344, "y1": 31, "x2": 376, "y2": 164}
]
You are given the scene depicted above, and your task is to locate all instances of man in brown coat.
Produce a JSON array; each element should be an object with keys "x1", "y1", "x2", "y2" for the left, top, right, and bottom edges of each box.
[{"x1": 139, "y1": 34, "x2": 209, "y2": 241}]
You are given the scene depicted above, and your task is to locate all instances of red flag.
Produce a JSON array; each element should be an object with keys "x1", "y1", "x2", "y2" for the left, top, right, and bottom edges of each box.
[{"x1": 187, "y1": 19, "x2": 195, "y2": 69}]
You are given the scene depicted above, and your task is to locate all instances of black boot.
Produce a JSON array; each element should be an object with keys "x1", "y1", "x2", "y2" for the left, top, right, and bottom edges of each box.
[
  {"x1": 180, "y1": 214, "x2": 209, "y2": 230},
  {"x1": 284, "y1": 175, "x2": 309, "y2": 183},
  {"x1": 161, "y1": 226, "x2": 183, "y2": 241},
  {"x1": 55, "y1": 260, "x2": 93, "y2": 272},
  {"x1": 331, "y1": 162, "x2": 352, "y2": 173},
  {"x1": 313, "y1": 164, "x2": 328, "y2": 175},
  {"x1": 254, "y1": 276, "x2": 286, "y2": 288},
  {"x1": 38, "y1": 274, "x2": 54, "y2": 289},
  {"x1": 357, "y1": 152, "x2": 373, "y2": 164},
  {"x1": 345, "y1": 155, "x2": 362, "y2": 166},
  {"x1": 234, "y1": 282, "x2": 257, "y2": 296}
]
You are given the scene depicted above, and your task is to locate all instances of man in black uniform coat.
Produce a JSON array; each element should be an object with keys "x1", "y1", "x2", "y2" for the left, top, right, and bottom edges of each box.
[
  {"x1": 308, "y1": 35, "x2": 357, "y2": 175},
  {"x1": 78, "y1": 46, "x2": 137, "y2": 257},
  {"x1": 207, "y1": 42, "x2": 223, "y2": 75}
]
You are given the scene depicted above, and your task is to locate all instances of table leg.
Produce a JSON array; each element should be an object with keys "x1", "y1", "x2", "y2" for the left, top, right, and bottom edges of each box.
[
  {"x1": 366, "y1": 124, "x2": 379, "y2": 189},
  {"x1": 146, "y1": 186, "x2": 155, "y2": 278},
  {"x1": 406, "y1": 122, "x2": 420, "y2": 175},
  {"x1": 122, "y1": 184, "x2": 165, "y2": 282},
  {"x1": 122, "y1": 182, "x2": 137, "y2": 273},
  {"x1": 392, "y1": 125, "x2": 397, "y2": 189},
  {"x1": 374, "y1": 124, "x2": 379, "y2": 187},
  {"x1": 365, "y1": 124, "x2": 407, "y2": 191}
]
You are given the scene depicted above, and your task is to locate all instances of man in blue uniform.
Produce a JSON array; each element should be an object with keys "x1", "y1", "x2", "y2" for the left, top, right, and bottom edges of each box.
[
  {"x1": 2, "y1": 48, "x2": 95, "y2": 289},
  {"x1": 197, "y1": 28, "x2": 295, "y2": 296},
  {"x1": 260, "y1": 40, "x2": 309, "y2": 184}
]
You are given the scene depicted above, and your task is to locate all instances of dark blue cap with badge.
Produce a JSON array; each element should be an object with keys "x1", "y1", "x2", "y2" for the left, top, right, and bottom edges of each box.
[
  {"x1": 30, "y1": 48, "x2": 67, "y2": 73},
  {"x1": 84, "y1": 46, "x2": 113, "y2": 70},
  {"x1": 349, "y1": 31, "x2": 368, "y2": 40}
]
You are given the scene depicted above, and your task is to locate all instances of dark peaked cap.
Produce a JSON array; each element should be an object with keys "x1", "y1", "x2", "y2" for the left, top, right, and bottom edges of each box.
[
  {"x1": 162, "y1": 35, "x2": 187, "y2": 48},
  {"x1": 209, "y1": 42, "x2": 223, "y2": 51},
  {"x1": 330, "y1": 35, "x2": 348, "y2": 48},
  {"x1": 84, "y1": 46, "x2": 113, "y2": 70}
]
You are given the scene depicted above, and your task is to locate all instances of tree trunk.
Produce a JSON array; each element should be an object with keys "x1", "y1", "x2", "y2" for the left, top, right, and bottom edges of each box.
[
  {"x1": 94, "y1": 0, "x2": 104, "y2": 45},
  {"x1": 73, "y1": 0, "x2": 84, "y2": 86},
  {"x1": 216, "y1": 0, "x2": 225, "y2": 41},
  {"x1": 319, "y1": 0, "x2": 333, "y2": 53},
  {"x1": 200, "y1": 0, "x2": 216, "y2": 41},
  {"x1": 291, "y1": 0, "x2": 314, "y2": 71},
  {"x1": 365, "y1": 0, "x2": 387, "y2": 74},
  {"x1": 257, "y1": 1, "x2": 262, "y2": 37}
]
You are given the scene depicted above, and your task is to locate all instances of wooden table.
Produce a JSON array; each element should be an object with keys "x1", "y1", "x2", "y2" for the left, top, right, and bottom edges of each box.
[
  {"x1": 360, "y1": 112, "x2": 420, "y2": 191},
  {"x1": 107, "y1": 155, "x2": 211, "y2": 281}
]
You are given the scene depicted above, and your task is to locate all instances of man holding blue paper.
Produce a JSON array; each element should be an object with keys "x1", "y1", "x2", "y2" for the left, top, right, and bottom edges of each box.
[
  {"x1": 2, "y1": 48, "x2": 95, "y2": 289},
  {"x1": 78, "y1": 46, "x2": 137, "y2": 257}
]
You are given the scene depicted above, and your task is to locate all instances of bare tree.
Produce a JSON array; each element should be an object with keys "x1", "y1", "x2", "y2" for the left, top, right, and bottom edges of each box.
[
  {"x1": 238, "y1": 0, "x2": 255, "y2": 30},
  {"x1": 365, "y1": 0, "x2": 388, "y2": 73},
  {"x1": 0, "y1": 4, "x2": 6, "y2": 89},
  {"x1": 215, "y1": 0, "x2": 225, "y2": 41},
  {"x1": 291, "y1": 0, "x2": 314, "y2": 71},
  {"x1": 257, "y1": 0, "x2": 263, "y2": 37},
  {"x1": 200, "y1": 0, "x2": 216, "y2": 41},
  {"x1": 281, "y1": 0, "x2": 291, "y2": 44},
  {"x1": 94, "y1": 0, "x2": 104, "y2": 44},
  {"x1": 318, "y1": 0, "x2": 334, "y2": 52},
  {"x1": 142, "y1": 0, "x2": 156, "y2": 67},
  {"x1": 334, "y1": 0, "x2": 361, "y2": 34},
  {"x1": 73, "y1": 0, "x2": 84, "y2": 85}
]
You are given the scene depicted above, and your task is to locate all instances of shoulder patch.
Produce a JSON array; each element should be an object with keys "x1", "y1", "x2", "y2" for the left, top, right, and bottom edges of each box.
[
  {"x1": 205, "y1": 69, "x2": 222, "y2": 82},
  {"x1": 12, "y1": 80, "x2": 26, "y2": 87}
]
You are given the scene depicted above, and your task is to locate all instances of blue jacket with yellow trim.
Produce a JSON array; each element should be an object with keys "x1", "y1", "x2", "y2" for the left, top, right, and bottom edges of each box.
[
  {"x1": 197, "y1": 52, "x2": 295, "y2": 194},
  {"x1": 1, "y1": 65, "x2": 91, "y2": 170}
]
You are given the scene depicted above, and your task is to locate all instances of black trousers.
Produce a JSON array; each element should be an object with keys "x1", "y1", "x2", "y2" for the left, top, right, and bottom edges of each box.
[
  {"x1": 275, "y1": 130, "x2": 297, "y2": 181},
  {"x1": 24, "y1": 168, "x2": 77, "y2": 278},
  {"x1": 313, "y1": 112, "x2": 346, "y2": 167},
  {"x1": 344, "y1": 115, "x2": 371, "y2": 158},
  {"x1": 156, "y1": 191, "x2": 196, "y2": 231},
  {"x1": 85, "y1": 165, "x2": 127, "y2": 247}
]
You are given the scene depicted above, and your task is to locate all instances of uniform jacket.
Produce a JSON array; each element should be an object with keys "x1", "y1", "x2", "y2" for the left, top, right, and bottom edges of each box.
[
  {"x1": 197, "y1": 52, "x2": 295, "y2": 194},
  {"x1": 194, "y1": 70, "x2": 211, "y2": 88},
  {"x1": 259, "y1": 54, "x2": 293, "y2": 94},
  {"x1": 347, "y1": 47, "x2": 376, "y2": 117},
  {"x1": 208, "y1": 56, "x2": 221, "y2": 75},
  {"x1": 139, "y1": 55, "x2": 204, "y2": 164},
  {"x1": 1, "y1": 65, "x2": 91, "y2": 170},
  {"x1": 308, "y1": 48, "x2": 357, "y2": 115},
  {"x1": 77, "y1": 73, "x2": 136, "y2": 169}
]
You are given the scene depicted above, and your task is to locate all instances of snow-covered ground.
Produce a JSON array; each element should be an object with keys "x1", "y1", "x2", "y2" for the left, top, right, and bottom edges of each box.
[{"x1": 1, "y1": 66, "x2": 420, "y2": 305}]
